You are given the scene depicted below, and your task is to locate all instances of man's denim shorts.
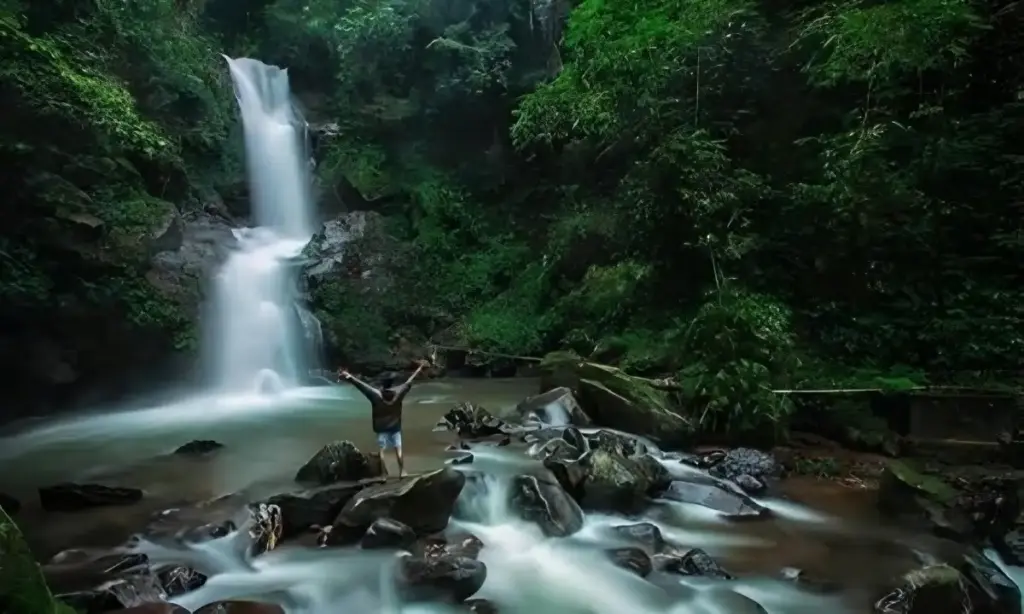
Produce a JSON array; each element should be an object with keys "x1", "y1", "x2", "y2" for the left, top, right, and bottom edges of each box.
[{"x1": 376, "y1": 429, "x2": 402, "y2": 450}]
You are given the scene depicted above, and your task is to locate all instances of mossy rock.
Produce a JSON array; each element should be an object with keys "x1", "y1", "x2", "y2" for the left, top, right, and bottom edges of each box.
[
  {"x1": 539, "y1": 351, "x2": 693, "y2": 447},
  {"x1": 877, "y1": 460, "x2": 970, "y2": 539},
  {"x1": 0, "y1": 507, "x2": 75, "y2": 614}
]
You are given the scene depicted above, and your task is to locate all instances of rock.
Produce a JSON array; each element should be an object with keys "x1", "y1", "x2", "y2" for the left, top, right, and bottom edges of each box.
[
  {"x1": 44, "y1": 551, "x2": 150, "y2": 595},
  {"x1": 578, "y1": 449, "x2": 670, "y2": 513},
  {"x1": 733, "y1": 474, "x2": 767, "y2": 495},
  {"x1": 655, "y1": 548, "x2": 733, "y2": 580},
  {"x1": 705, "y1": 448, "x2": 781, "y2": 485},
  {"x1": 361, "y1": 518, "x2": 417, "y2": 550},
  {"x1": 542, "y1": 456, "x2": 588, "y2": 499},
  {"x1": 606, "y1": 547, "x2": 653, "y2": 577},
  {"x1": 779, "y1": 567, "x2": 841, "y2": 593},
  {"x1": 119, "y1": 605, "x2": 192, "y2": 614},
  {"x1": 0, "y1": 492, "x2": 20, "y2": 514},
  {"x1": 539, "y1": 352, "x2": 693, "y2": 447},
  {"x1": 464, "y1": 598, "x2": 499, "y2": 613},
  {"x1": 147, "y1": 210, "x2": 237, "y2": 320},
  {"x1": 562, "y1": 426, "x2": 589, "y2": 452},
  {"x1": 588, "y1": 429, "x2": 648, "y2": 457},
  {"x1": 436, "y1": 402, "x2": 509, "y2": 439},
  {"x1": 261, "y1": 482, "x2": 367, "y2": 540},
  {"x1": 661, "y1": 478, "x2": 769, "y2": 519},
  {"x1": 333, "y1": 468, "x2": 465, "y2": 540},
  {"x1": 295, "y1": 441, "x2": 382, "y2": 485},
  {"x1": 508, "y1": 387, "x2": 591, "y2": 426},
  {"x1": 877, "y1": 460, "x2": 970, "y2": 540},
  {"x1": 144, "y1": 496, "x2": 240, "y2": 544},
  {"x1": 39, "y1": 483, "x2": 143, "y2": 512},
  {"x1": 57, "y1": 571, "x2": 168, "y2": 614},
  {"x1": 449, "y1": 453, "x2": 475, "y2": 466},
  {"x1": 196, "y1": 602, "x2": 286, "y2": 614},
  {"x1": 528, "y1": 437, "x2": 580, "y2": 463},
  {"x1": 509, "y1": 474, "x2": 584, "y2": 537},
  {"x1": 958, "y1": 548, "x2": 1021, "y2": 613},
  {"x1": 417, "y1": 533, "x2": 485, "y2": 560},
  {"x1": 396, "y1": 555, "x2": 487, "y2": 603},
  {"x1": 612, "y1": 522, "x2": 666, "y2": 554},
  {"x1": 173, "y1": 440, "x2": 224, "y2": 455},
  {"x1": 158, "y1": 565, "x2": 208, "y2": 597},
  {"x1": 873, "y1": 564, "x2": 970, "y2": 614}
]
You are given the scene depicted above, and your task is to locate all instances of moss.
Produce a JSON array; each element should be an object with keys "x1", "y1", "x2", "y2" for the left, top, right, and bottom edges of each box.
[
  {"x1": 885, "y1": 460, "x2": 957, "y2": 502},
  {"x1": 0, "y1": 507, "x2": 75, "y2": 614}
]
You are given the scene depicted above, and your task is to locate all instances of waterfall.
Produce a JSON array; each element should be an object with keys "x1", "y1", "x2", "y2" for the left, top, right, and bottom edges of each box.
[{"x1": 206, "y1": 57, "x2": 323, "y2": 393}]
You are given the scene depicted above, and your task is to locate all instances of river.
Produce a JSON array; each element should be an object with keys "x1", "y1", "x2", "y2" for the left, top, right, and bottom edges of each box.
[{"x1": 0, "y1": 378, "x2": 1020, "y2": 613}]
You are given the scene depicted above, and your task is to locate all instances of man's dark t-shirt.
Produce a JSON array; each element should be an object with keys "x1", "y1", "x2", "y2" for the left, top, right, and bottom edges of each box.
[{"x1": 349, "y1": 379, "x2": 411, "y2": 432}]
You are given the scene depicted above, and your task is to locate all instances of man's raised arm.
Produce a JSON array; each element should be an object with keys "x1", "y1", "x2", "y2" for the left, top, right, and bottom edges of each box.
[
  {"x1": 394, "y1": 360, "x2": 428, "y2": 402},
  {"x1": 338, "y1": 369, "x2": 382, "y2": 403}
]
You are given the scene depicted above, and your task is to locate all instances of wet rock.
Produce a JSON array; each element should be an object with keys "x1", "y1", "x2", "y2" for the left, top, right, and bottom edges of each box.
[
  {"x1": 539, "y1": 353, "x2": 694, "y2": 447},
  {"x1": 699, "y1": 590, "x2": 769, "y2": 613},
  {"x1": 706, "y1": 448, "x2": 781, "y2": 485},
  {"x1": 449, "y1": 453, "x2": 475, "y2": 465},
  {"x1": 588, "y1": 430, "x2": 647, "y2": 457},
  {"x1": 464, "y1": 598, "x2": 499, "y2": 613},
  {"x1": 44, "y1": 551, "x2": 150, "y2": 595},
  {"x1": 958, "y1": 548, "x2": 1021, "y2": 613},
  {"x1": 119, "y1": 605, "x2": 192, "y2": 614},
  {"x1": 578, "y1": 449, "x2": 670, "y2": 513},
  {"x1": 396, "y1": 555, "x2": 487, "y2": 603},
  {"x1": 417, "y1": 533, "x2": 484, "y2": 560},
  {"x1": 543, "y1": 455, "x2": 588, "y2": 499},
  {"x1": 606, "y1": 547, "x2": 653, "y2": 577},
  {"x1": 509, "y1": 387, "x2": 591, "y2": 426},
  {"x1": 436, "y1": 402, "x2": 509, "y2": 439},
  {"x1": 0, "y1": 492, "x2": 20, "y2": 514},
  {"x1": 779, "y1": 567, "x2": 841, "y2": 593},
  {"x1": 196, "y1": 602, "x2": 286, "y2": 614},
  {"x1": 874, "y1": 564, "x2": 969, "y2": 614},
  {"x1": 733, "y1": 474, "x2": 767, "y2": 495},
  {"x1": 261, "y1": 482, "x2": 367, "y2": 540},
  {"x1": 661, "y1": 478, "x2": 769, "y2": 519},
  {"x1": 562, "y1": 426, "x2": 589, "y2": 452},
  {"x1": 612, "y1": 522, "x2": 666, "y2": 553},
  {"x1": 39, "y1": 483, "x2": 143, "y2": 512},
  {"x1": 655, "y1": 548, "x2": 732, "y2": 580},
  {"x1": 57, "y1": 571, "x2": 168, "y2": 614},
  {"x1": 295, "y1": 440, "x2": 383, "y2": 485},
  {"x1": 333, "y1": 468, "x2": 465, "y2": 540},
  {"x1": 144, "y1": 496, "x2": 240, "y2": 543},
  {"x1": 876, "y1": 460, "x2": 972, "y2": 540},
  {"x1": 158, "y1": 565, "x2": 208, "y2": 597},
  {"x1": 361, "y1": 518, "x2": 417, "y2": 550},
  {"x1": 173, "y1": 440, "x2": 224, "y2": 455},
  {"x1": 528, "y1": 437, "x2": 580, "y2": 462},
  {"x1": 249, "y1": 503, "x2": 283, "y2": 554},
  {"x1": 509, "y1": 474, "x2": 584, "y2": 537}
]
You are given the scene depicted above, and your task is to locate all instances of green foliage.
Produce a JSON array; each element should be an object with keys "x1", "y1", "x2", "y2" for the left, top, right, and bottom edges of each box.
[
  {"x1": 0, "y1": 506, "x2": 75, "y2": 614},
  {"x1": 676, "y1": 289, "x2": 798, "y2": 433}
]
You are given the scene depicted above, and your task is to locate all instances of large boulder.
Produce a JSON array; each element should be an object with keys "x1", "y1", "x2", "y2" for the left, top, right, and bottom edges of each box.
[
  {"x1": 294, "y1": 441, "x2": 383, "y2": 485},
  {"x1": 436, "y1": 402, "x2": 510, "y2": 439},
  {"x1": 259, "y1": 482, "x2": 368, "y2": 540},
  {"x1": 873, "y1": 564, "x2": 972, "y2": 614},
  {"x1": 331, "y1": 468, "x2": 466, "y2": 541},
  {"x1": 538, "y1": 352, "x2": 693, "y2": 447},
  {"x1": 577, "y1": 449, "x2": 671, "y2": 513},
  {"x1": 396, "y1": 555, "x2": 487, "y2": 603}
]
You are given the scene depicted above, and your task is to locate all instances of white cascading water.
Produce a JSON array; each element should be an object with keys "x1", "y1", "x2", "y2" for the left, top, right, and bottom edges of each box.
[{"x1": 210, "y1": 57, "x2": 320, "y2": 393}]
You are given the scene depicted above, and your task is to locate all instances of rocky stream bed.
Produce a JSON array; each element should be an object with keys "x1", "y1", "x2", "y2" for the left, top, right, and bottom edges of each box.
[{"x1": 2, "y1": 383, "x2": 1024, "y2": 614}]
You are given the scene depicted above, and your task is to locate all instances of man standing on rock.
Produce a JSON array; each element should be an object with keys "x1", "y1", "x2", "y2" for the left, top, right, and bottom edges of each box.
[{"x1": 337, "y1": 360, "x2": 429, "y2": 478}]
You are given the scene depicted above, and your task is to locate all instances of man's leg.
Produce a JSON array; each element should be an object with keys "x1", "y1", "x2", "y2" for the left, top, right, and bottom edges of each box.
[
  {"x1": 392, "y1": 431, "x2": 405, "y2": 477},
  {"x1": 376, "y1": 431, "x2": 390, "y2": 478}
]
